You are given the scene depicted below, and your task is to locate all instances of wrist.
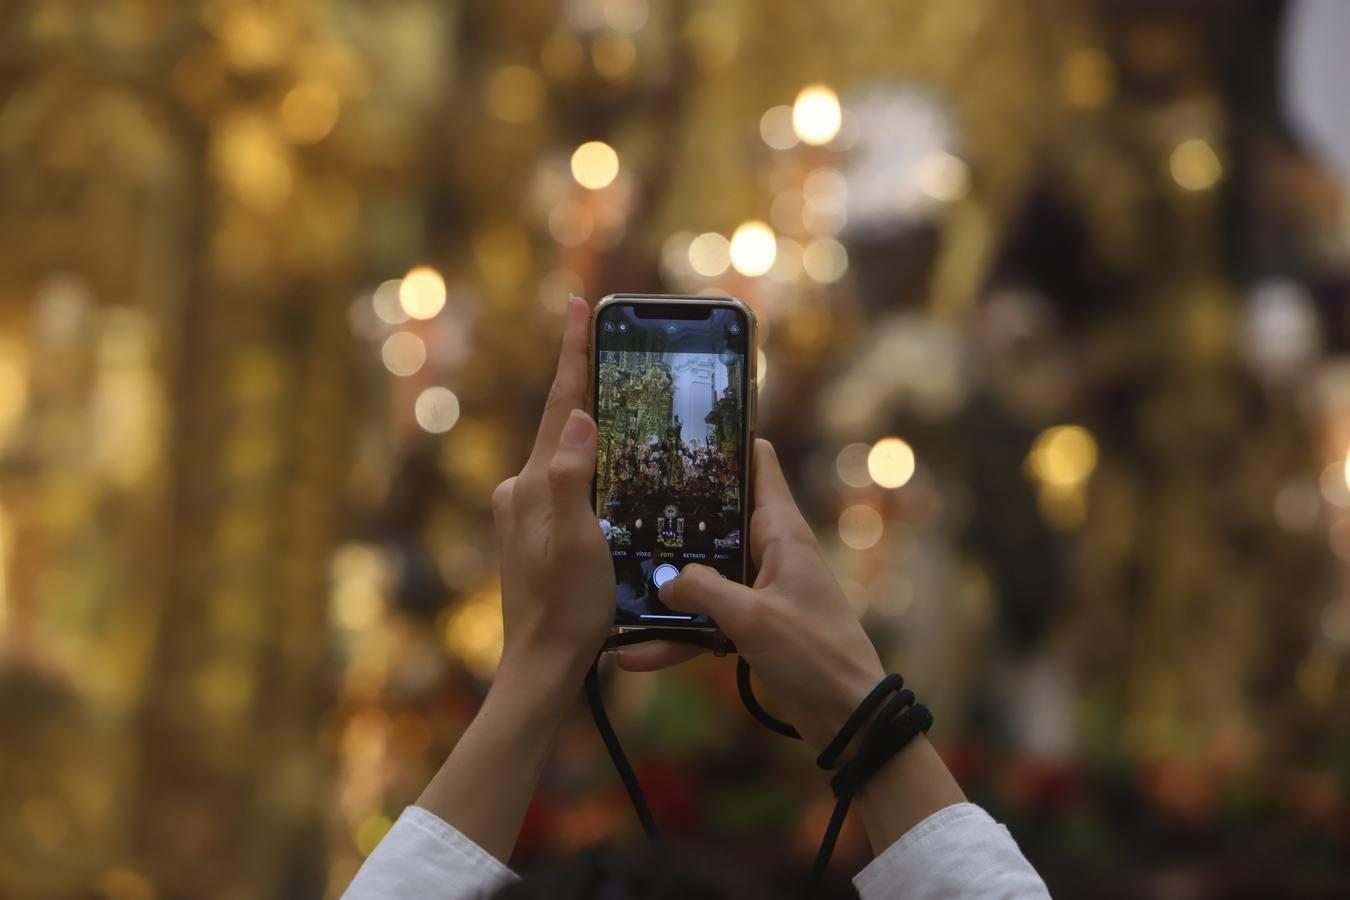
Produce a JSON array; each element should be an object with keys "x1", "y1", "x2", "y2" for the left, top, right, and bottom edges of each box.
[
  {"x1": 855, "y1": 733, "x2": 966, "y2": 850},
  {"x1": 490, "y1": 647, "x2": 590, "y2": 720}
]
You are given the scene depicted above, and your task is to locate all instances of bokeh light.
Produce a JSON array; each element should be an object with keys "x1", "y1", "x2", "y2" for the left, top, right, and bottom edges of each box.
[
  {"x1": 803, "y1": 168, "x2": 847, "y2": 212},
  {"x1": 414, "y1": 387, "x2": 461, "y2": 433},
  {"x1": 570, "y1": 140, "x2": 620, "y2": 189},
  {"x1": 592, "y1": 34, "x2": 638, "y2": 82},
  {"x1": 602, "y1": 0, "x2": 650, "y2": 34},
  {"x1": 1170, "y1": 138, "x2": 1223, "y2": 191},
  {"x1": 0, "y1": 336, "x2": 27, "y2": 447},
  {"x1": 914, "y1": 152, "x2": 971, "y2": 202},
  {"x1": 867, "y1": 437, "x2": 916, "y2": 489},
  {"x1": 1319, "y1": 461, "x2": 1350, "y2": 508},
  {"x1": 332, "y1": 584, "x2": 379, "y2": 631},
  {"x1": 381, "y1": 332, "x2": 426, "y2": 377},
  {"x1": 835, "y1": 443, "x2": 873, "y2": 488},
  {"x1": 372, "y1": 279, "x2": 409, "y2": 325},
  {"x1": 1027, "y1": 425, "x2": 1098, "y2": 489},
  {"x1": 211, "y1": 111, "x2": 293, "y2": 212},
  {"x1": 802, "y1": 237, "x2": 848, "y2": 283},
  {"x1": 331, "y1": 547, "x2": 384, "y2": 632},
  {"x1": 279, "y1": 81, "x2": 340, "y2": 145},
  {"x1": 729, "y1": 221, "x2": 777, "y2": 276},
  {"x1": 688, "y1": 231, "x2": 731, "y2": 277},
  {"x1": 444, "y1": 587, "x2": 504, "y2": 677},
  {"x1": 839, "y1": 504, "x2": 884, "y2": 549},
  {"x1": 792, "y1": 84, "x2": 842, "y2": 145},
  {"x1": 399, "y1": 266, "x2": 447, "y2": 320},
  {"x1": 759, "y1": 104, "x2": 798, "y2": 150}
]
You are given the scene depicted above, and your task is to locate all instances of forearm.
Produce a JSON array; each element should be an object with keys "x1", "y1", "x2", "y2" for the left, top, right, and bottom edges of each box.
[
  {"x1": 415, "y1": 662, "x2": 576, "y2": 864},
  {"x1": 854, "y1": 733, "x2": 966, "y2": 856}
]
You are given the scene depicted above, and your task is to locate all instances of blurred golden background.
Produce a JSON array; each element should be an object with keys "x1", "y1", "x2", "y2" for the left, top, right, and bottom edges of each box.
[{"x1": 1, "y1": 0, "x2": 1349, "y2": 897}]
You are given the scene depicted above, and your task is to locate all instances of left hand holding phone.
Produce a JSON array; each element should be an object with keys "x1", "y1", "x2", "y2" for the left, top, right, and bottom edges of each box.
[
  {"x1": 413, "y1": 296, "x2": 613, "y2": 864},
  {"x1": 491, "y1": 295, "x2": 614, "y2": 688}
]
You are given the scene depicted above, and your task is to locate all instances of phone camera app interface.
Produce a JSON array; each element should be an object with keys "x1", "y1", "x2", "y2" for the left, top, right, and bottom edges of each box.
[{"x1": 594, "y1": 306, "x2": 749, "y2": 626}]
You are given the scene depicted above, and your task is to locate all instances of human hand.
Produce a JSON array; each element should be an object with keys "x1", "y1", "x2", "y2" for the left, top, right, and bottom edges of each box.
[
  {"x1": 618, "y1": 439, "x2": 886, "y2": 750},
  {"x1": 490, "y1": 296, "x2": 614, "y2": 689}
]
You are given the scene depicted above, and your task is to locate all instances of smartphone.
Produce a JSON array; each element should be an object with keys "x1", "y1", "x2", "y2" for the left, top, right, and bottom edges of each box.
[{"x1": 591, "y1": 293, "x2": 756, "y2": 634}]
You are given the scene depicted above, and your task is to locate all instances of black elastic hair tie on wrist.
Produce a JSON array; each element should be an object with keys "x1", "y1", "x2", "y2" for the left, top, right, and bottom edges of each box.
[
  {"x1": 815, "y1": 675, "x2": 904, "y2": 770},
  {"x1": 830, "y1": 700, "x2": 932, "y2": 799},
  {"x1": 585, "y1": 638, "x2": 932, "y2": 900}
]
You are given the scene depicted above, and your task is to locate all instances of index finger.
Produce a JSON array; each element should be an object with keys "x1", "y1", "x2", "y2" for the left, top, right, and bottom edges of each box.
[
  {"x1": 749, "y1": 439, "x2": 813, "y2": 563},
  {"x1": 527, "y1": 295, "x2": 591, "y2": 470}
]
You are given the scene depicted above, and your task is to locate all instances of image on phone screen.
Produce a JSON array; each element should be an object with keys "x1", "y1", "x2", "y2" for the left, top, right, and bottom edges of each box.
[{"x1": 593, "y1": 303, "x2": 750, "y2": 627}]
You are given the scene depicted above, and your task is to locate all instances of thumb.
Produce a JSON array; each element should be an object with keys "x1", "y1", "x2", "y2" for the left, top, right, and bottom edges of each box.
[
  {"x1": 547, "y1": 410, "x2": 600, "y2": 544},
  {"x1": 659, "y1": 563, "x2": 757, "y2": 635}
]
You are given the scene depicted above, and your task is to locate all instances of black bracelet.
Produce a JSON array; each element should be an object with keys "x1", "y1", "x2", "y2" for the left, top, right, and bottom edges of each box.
[
  {"x1": 829, "y1": 701, "x2": 932, "y2": 798},
  {"x1": 803, "y1": 678, "x2": 933, "y2": 900},
  {"x1": 815, "y1": 675, "x2": 905, "y2": 770}
]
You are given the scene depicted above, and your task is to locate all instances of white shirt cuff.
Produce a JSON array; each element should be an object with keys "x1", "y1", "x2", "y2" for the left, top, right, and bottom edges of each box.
[
  {"x1": 853, "y1": 802, "x2": 1050, "y2": 900},
  {"x1": 342, "y1": 805, "x2": 520, "y2": 900}
]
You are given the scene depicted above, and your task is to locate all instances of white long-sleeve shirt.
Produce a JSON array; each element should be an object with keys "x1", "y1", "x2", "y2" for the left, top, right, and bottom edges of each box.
[{"x1": 343, "y1": 802, "x2": 1050, "y2": 899}]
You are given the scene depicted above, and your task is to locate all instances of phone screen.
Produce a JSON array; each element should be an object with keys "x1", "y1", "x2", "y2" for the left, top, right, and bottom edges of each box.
[{"x1": 593, "y1": 300, "x2": 751, "y2": 627}]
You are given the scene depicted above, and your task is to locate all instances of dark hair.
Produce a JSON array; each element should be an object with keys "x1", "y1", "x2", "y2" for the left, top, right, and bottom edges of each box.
[{"x1": 493, "y1": 842, "x2": 772, "y2": 900}]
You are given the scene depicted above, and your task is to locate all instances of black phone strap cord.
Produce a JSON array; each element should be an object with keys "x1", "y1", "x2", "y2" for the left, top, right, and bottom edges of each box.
[
  {"x1": 583, "y1": 645, "x2": 933, "y2": 899},
  {"x1": 735, "y1": 656, "x2": 801, "y2": 739},
  {"x1": 583, "y1": 662, "x2": 660, "y2": 841}
]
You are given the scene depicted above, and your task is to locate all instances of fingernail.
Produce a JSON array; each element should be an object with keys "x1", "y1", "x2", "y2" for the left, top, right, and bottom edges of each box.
[{"x1": 560, "y1": 409, "x2": 590, "y2": 446}]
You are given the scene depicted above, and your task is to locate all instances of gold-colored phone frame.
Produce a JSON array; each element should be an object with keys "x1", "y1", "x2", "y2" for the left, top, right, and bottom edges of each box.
[{"x1": 590, "y1": 293, "x2": 757, "y2": 644}]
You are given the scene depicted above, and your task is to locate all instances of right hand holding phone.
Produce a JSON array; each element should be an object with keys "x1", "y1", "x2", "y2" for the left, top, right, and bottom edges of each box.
[{"x1": 618, "y1": 439, "x2": 887, "y2": 751}]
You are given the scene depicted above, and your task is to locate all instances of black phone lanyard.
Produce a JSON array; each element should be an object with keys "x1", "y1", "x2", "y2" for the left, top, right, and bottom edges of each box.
[{"x1": 583, "y1": 634, "x2": 931, "y2": 900}]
